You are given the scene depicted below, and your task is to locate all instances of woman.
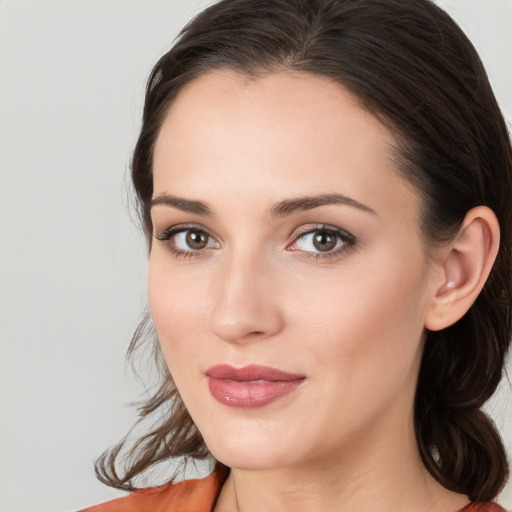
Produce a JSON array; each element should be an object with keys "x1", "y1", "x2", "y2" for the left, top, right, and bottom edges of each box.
[{"x1": 82, "y1": 0, "x2": 511, "y2": 510}]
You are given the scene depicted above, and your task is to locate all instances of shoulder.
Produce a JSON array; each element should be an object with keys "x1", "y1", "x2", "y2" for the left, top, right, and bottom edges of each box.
[
  {"x1": 79, "y1": 471, "x2": 226, "y2": 512},
  {"x1": 458, "y1": 502, "x2": 507, "y2": 512}
]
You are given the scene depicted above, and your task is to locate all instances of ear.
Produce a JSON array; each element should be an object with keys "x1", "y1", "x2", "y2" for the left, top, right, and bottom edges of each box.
[{"x1": 424, "y1": 206, "x2": 500, "y2": 331}]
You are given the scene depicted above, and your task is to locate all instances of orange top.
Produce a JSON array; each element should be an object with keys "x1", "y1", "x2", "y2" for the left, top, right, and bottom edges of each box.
[
  {"x1": 80, "y1": 470, "x2": 227, "y2": 512},
  {"x1": 80, "y1": 473, "x2": 507, "y2": 512},
  {"x1": 459, "y1": 505, "x2": 507, "y2": 512}
]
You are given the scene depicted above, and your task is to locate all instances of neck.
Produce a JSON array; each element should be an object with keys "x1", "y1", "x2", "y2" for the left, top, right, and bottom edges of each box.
[{"x1": 214, "y1": 412, "x2": 469, "y2": 512}]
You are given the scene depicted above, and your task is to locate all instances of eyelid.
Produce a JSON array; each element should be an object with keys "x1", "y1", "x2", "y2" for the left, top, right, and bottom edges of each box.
[
  {"x1": 288, "y1": 223, "x2": 354, "y2": 244},
  {"x1": 291, "y1": 223, "x2": 353, "y2": 238},
  {"x1": 153, "y1": 222, "x2": 355, "y2": 261},
  {"x1": 286, "y1": 223, "x2": 356, "y2": 259},
  {"x1": 154, "y1": 223, "x2": 215, "y2": 240},
  {"x1": 154, "y1": 223, "x2": 220, "y2": 258}
]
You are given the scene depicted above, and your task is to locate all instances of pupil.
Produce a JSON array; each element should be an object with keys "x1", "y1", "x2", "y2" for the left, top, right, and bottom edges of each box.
[
  {"x1": 186, "y1": 231, "x2": 207, "y2": 249},
  {"x1": 313, "y1": 231, "x2": 336, "y2": 252}
]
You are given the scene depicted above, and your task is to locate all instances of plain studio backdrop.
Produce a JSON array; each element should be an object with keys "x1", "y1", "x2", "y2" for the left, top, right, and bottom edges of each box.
[{"x1": 0, "y1": 1, "x2": 511, "y2": 511}]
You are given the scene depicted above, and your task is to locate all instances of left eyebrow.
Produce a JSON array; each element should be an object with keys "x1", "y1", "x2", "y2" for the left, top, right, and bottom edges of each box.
[
  {"x1": 269, "y1": 193, "x2": 377, "y2": 217},
  {"x1": 150, "y1": 193, "x2": 214, "y2": 216}
]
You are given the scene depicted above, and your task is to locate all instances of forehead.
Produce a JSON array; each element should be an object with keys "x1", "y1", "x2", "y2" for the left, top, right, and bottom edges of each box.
[
  {"x1": 155, "y1": 70, "x2": 390, "y2": 166},
  {"x1": 152, "y1": 70, "x2": 419, "y2": 223}
]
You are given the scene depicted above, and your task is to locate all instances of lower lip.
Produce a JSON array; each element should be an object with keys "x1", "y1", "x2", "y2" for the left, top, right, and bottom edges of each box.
[{"x1": 207, "y1": 377, "x2": 304, "y2": 408}]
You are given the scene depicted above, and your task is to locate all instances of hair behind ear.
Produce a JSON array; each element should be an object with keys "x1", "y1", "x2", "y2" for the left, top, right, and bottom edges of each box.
[
  {"x1": 415, "y1": 302, "x2": 509, "y2": 501},
  {"x1": 416, "y1": 390, "x2": 508, "y2": 502},
  {"x1": 416, "y1": 207, "x2": 509, "y2": 502}
]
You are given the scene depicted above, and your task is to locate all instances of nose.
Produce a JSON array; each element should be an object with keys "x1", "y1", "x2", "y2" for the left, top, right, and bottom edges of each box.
[{"x1": 208, "y1": 252, "x2": 284, "y2": 344}]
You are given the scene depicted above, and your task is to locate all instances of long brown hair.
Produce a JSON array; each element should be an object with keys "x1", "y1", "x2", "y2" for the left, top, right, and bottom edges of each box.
[{"x1": 96, "y1": 0, "x2": 512, "y2": 501}]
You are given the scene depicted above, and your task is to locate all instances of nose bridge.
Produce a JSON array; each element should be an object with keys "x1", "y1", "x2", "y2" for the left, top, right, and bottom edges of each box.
[{"x1": 208, "y1": 245, "x2": 283, "y2": 343}]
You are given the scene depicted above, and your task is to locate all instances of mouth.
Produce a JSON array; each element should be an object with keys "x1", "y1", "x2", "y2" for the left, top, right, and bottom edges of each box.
[{"x1": 205, "y1": 364, "x2": 306, "y2": 408}]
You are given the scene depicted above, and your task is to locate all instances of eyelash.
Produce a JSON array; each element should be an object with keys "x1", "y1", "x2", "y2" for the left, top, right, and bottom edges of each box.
[
  {"x1": 154, "y1": 223, "x2": 356, "y2": 261},
  {"x1": 287, "y1": 224, "x2": 355, "y2": 261},
  {"x1": 155, "y1": 224, "x2": 214, "y2": 260}
]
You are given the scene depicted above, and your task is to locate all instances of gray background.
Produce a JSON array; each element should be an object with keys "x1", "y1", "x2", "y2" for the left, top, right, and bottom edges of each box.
[{"x1": 0, "y1": 1, "x2": 511, "y2": 510}]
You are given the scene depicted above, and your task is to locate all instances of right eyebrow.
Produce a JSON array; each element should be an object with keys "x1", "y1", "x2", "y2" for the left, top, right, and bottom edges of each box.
[
  {"x1": 269, "y1": 193, "x2": 377, "y2": 217},
  {"x1": 150, "y1": 194, "x2": 213, "y2": 216}
]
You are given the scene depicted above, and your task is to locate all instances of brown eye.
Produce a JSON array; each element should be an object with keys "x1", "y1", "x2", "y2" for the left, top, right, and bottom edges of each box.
[
  {"x1": 289, "y1": 225, "x2": 354, "y2": 257},
  {"x1": 186, "y1": 230, "x2": 209, "y2": 250},
  {"x1": 312, "y1": 231, "x2": 337, "y2": 252},
  {"x1": 155, "y1": 226, "x2": 220, "y2": 257}
]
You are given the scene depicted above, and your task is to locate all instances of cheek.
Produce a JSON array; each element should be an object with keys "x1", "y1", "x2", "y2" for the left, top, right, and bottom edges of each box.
[
  {"x1": 147, "y1": 255, "x2": 208, "y2": 359},
  {"x1": 280, "y1": 258, "x2": 429, "y2": 440},
  {"x1": 286, "y1": 251, "x2": 429, "y2": 375},
  {"x1": 147, "y1": 260, "x2": 213, "y2": 414},
  {"x1": 148, "y1": 241, "x2": 430, "y2": 382}
]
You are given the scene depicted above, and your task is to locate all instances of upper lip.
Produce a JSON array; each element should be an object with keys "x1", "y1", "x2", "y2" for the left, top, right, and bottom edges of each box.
[{"x1": 206, "y1": 364, "x2": 305, "y2": 382}]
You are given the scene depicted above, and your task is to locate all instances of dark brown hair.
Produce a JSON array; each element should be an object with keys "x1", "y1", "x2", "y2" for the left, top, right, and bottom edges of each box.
[{"x1": 96, "y1": 0, "x2": 512, "y2": 501}]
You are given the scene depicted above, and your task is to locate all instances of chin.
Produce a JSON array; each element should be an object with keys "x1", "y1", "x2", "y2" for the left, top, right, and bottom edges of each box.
[
  {"x1": 209, "y1": 445, "x2": 288, "y2": 472},
  {"x1": 199, "y1": 421, "x2": 297, "y2": 471}
]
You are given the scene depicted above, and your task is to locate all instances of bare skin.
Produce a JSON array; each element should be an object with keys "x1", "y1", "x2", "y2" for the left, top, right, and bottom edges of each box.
[{"x1": 149, "y1": 70, "x2": 498, "y2": 512}]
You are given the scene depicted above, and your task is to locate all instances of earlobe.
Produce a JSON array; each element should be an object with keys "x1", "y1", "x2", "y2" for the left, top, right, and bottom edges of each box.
[{"x1": 425, "y1": 206, "x2": 500, "y2": 332}]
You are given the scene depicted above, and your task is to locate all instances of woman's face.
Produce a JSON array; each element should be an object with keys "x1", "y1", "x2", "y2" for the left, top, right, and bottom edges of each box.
[{"x1": 149, "y1": 71, "x2": 439, "y2": 471}]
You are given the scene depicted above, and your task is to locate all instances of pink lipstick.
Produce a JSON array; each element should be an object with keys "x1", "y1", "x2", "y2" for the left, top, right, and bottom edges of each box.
[{"x1": 205, "y1": 364, "x2": 305, "y2": 408}]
